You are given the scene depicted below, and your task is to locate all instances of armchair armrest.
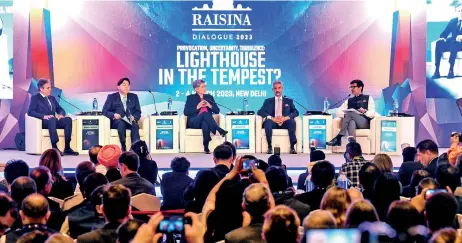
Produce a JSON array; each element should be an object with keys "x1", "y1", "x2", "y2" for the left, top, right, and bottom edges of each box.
[
  {"x1": 25, "y1": 114, "x2": 43, "y2": 154},
  {"x1": 295, "y1": 117, "x2": 303, "y2": 152},
  {"x1": 180, "y1": 115, "x2": 188, "y2": 153},
  {"x1": 255, "y1": 116, "x2": 263, "y2": 153}
]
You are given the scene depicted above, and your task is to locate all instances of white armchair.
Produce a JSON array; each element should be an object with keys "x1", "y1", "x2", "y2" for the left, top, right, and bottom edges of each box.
[
  {"x1": 255, "y1": 116, "x2": 302, "y2": 153},
  {"x1": 180, "y1": 114, "x2": 225, "y2": 153},
  {"x1": 104, "y1": 115, "x2": 150, "y2": 149},
  {"x1": 431, "y1": 40, "x2": 462, "y2": 76},
  {"x1": 331, "y1": 116, "x2": 377, "y2": 154},
  {"x1": 25, "y1": 114, "x2": 77, "y2": 154}
]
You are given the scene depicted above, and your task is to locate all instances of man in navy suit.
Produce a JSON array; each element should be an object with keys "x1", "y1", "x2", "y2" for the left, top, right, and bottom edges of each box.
[
  {"x1": 433, "y1": 3, "x2": 462, "y2": 79},
  {"x1": 257, "y1": 80, "x2": 299, "y2": 154},
  {"x1": 184, "y1": 79, "x2": 227, "y2": 154},
  {"x1": 102, "y1": 77, "x2": 141, "y2": 152},
  {"x1": 27, "y1": 79, "x2": 78, "y2": 156}
]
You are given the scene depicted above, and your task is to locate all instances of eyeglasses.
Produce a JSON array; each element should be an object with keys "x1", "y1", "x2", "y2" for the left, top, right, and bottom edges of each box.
[{"x1": 349, "y1": 86, "x2": 359, "y2": 89}]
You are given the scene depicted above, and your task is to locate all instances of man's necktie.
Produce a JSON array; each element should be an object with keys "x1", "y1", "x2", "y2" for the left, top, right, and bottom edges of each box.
[
  {"x1": 458, "y1": 20, "x2": 462, "y2": 33},
  {"x1": 46, "y1": 96, "x2": 52, "y2": 110},
  {"x1": 122, "y1": 96, "x2": 128, "y2": 111},
  {"x1": 276, "y1": 98, "x2": 282, "y2": 117}
]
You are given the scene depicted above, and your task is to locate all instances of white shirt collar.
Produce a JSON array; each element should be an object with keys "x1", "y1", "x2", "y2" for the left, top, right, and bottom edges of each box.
[
  {"x1": 120, "y1": 92, "x2": 128, "y2": 100},
  {"x1": 275, "y1": 96, "x2": 282, "y2": 101},
  {"x1": 40, "y1": 93, "x2": 48, "y2": 98}
]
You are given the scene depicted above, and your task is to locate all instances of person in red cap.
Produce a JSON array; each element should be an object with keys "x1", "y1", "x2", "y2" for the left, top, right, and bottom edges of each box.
[{"x1": 97, "y1": 145, "x2": 122, "y2": 182}]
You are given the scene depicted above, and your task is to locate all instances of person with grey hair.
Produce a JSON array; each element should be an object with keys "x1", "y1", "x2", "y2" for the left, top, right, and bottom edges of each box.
[
  {"x1": 257, "y1": 80, "x2": 299, "y2": 154},
  {"x1": 183, "y1": 79, "x2": 227, "y2": 154},
  {"x1": 27, "y1": 78, "x2": 78, "y2": 156}
]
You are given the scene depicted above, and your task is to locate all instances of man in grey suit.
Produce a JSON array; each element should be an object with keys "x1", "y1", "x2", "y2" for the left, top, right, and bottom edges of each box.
[{"x1": 224, "y1": 183, "x2": 274, "y2": 243}]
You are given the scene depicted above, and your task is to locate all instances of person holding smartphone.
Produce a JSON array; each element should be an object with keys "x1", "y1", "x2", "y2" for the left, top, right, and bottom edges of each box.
[{"x1": 448, "y1": 132, "x2": 462, "y2": 165}]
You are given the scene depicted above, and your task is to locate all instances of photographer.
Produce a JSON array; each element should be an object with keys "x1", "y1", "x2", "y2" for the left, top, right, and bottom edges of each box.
[{"x1": 449, "y1": 132, "x2": 462, "y2": 165}]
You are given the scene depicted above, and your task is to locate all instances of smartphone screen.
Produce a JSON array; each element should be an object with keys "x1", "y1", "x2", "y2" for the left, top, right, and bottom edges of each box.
[
  {"x1": 425, "y1": 189, "x2": 447, "y2": 199},
  {"x1": 305, "y1": 229, "x2": 362, "y2": 243},
  {"x1": 158, "y1": 216, "x2": 185, "y2": 234}
]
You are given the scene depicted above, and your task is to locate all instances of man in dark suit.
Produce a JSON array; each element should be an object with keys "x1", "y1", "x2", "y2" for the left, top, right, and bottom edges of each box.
[
  {"x1": 102, "y1": 77, "x2": 141, "y2": 152},
  {"x1": 112, "y1": 152, "x2": 156, "y2": 196},
  {"x1": 224, "y1": 183, "x2": 272, "y2": 243},
  {"x1": 296, "y1": 161, "x2": 335, "y2": 211},
  {"x1": 77, "y1": 185, "x2": 131, "y2": 243},
  {"x1": 161, "y1": 157, "x2": 193, "y2": 210},
  {"x1": 27, "y1": 78, "x2": 78, "y2": 156},
  {"x1": 416, "y1": 139, "x2": 439, "y2": 178},
  {"x1": 2, "y1": 194, "x2": 56, "y2": 243},
  {"x1": 398, "y1": 147, "x2": 423, "y2": 186},
  {"x1": 433, "y1": 3, "x2": 462, "y2": 79},
  {"x1": 184, "y1": 79, "x2": 227, "y2": 154},
  {"x1": 257, "y1": 80, "x2": 299, "y2": 154}
]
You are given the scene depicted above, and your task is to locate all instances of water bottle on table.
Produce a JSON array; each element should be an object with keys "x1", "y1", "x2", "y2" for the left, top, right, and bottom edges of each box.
[
  {"x1": 323, "y1": 97, "x2": 330, "y2": 112},
  {"x1": 92, "y1": 98, "x2": 98, "y2": 113},
  {"x1": 337, "y1": 173, "x2": 349, "y2": 189},
  {"x1": 305, "y1": 174, "x2": 314, "y2": 192},
  {"x1": 243, "y1": 98, "x2": 248, "y2": 113},
  {"x1": 168, "y1": 97, "x2": 172, "y2": 111},
  {"x1": 392, "y1": 99, "x2": 399, "y2": 115}
]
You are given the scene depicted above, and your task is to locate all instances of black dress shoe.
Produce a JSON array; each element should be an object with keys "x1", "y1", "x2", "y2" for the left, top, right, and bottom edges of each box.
[
  {"x1": 326, "y1": 137, "x2": 341, "y2": 146},
  {"x1": 220, "y1": 130, "x2": 228, "y2": 137},
  {"x1": 267, "y1": 147, "x2": 273, "y2": 154},
  {"x1": 448, "y1": 70, "x2": 455, "y2": 79},
  {"x1": 63, "y1": 148, "x2": 79, "y2": 156},
  {"x1": 290, "y1": 149, "x2": 297, "y2": 154},
  {"x1": 204, "y1": 148, "x2": 210, "y2": 154},
  {"x1": 432, "y1": 71, "x2": 441, "y2": 79}
]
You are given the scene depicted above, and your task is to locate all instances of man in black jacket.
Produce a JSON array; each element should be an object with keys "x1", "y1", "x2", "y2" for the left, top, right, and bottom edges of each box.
[
  {"x1": 432, "y1": 3, "x2": 462, "y2": 79},
  {"x1": 296, "y1": 161, "x2": 335, "y2": 211},
  {"x1": 77, "y1": 185, "x2": 131, "y2": 243},
  {"x1": 398, "y1": 147, "x2": 423, "y2": 186},
  {"x1": 225, "y1": 183, "x2": 273, "y2": 243},
  {"x1": 112, "y1": 152, "x2": 156, "y2": 196},
  {"x1": 183, "y1": 79, "x2": 227, "y2": 153},
  {"x1": 161, "y1": 157, "x2": 193, "y2": 210},
  {"x1": 102, "y1": 77, "x2": 141, "y2": 152},
  {"x1": 2, "y1": 194, "x2": 55, "y2": 243},
  {"x1": 257, "y1": 80, "x2": 299, "y2": 154},
  {"x1": 416, "y1": 140, "x2": 439, "y2": 178}
]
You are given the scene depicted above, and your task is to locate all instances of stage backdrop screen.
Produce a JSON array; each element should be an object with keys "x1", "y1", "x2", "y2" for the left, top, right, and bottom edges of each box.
[
  {"x1": 0, "y1": 1, "x2": 12, "y2": 99},
  {"x1": 426, "y1": 0, "x2": 462, "y2": 144},
  {"x1": 3, "y1": 0, "x2": 430, "y2": 149}
]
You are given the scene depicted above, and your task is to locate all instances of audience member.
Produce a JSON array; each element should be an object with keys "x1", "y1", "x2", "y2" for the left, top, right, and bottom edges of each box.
[
  {"x1": 65, "y1": 174, "x2": 108, "y2": 238},
  {"x1": 16, "y1": 230, "x2": 48, "y2": 243},
  {"x1": 2, "y1": 194, "x2": 55, "y2": 243},
  {"x1": 436, "y1": 163, "x2": 460, "y2": 193},
  {"x1": 212, "y1": 144, "x2": 234, "y2": 179},
  {"x1": 437, "y1": 153, "x2": 450, "y2": 168},
  {"x1": 425, "y1": 192, "x2": 458, "y2": 238},
  {"x1": 268, "y1": 155, "x2": 282, "y2": 167},
  {"x1": 3, "y1": 160, "x2": 29, "y2": 192},
  {"x1": 262, "y1": 205, "x2": 300, "y2": 243},
  {"x1": 386, "y1": 200, "x2": 423, "y2": 236},
  {"x1": 75, "y1": 161, "x2": 95, "y2": 195},
  {"x1": 402, "y1": 169, "x2": 430, "y2": 198},
  {"x1": 222, "y1": 141, "x2": 237, "y2": 162},
  {"x1": 112, "y1": 151, "x2": 156, "y2": 196},
  {"x1": 0, "y1": 194, "x2": 17, "y2": 236},
  {"x1": 184, "y1": 170, "x2": 220, "y2": 213},
  {"x1": 344, "y1": 199, "x2": 379, "y2": 228},
  {"x1": 225, "y1": 183, "x2": 274, "y2": 243},
  {"x1": 29, "y1": 166, "x2": 63, "y2": 231},
  {"x1": 358, "y1": 162, "x2": 380, "y2": 201},
  {"x1": 265, "y1": 166, "x2": 310, "y2": 220},
  {"x1": 97, "y1": 145, "x2": 122, "y2": 182},
  {"x1": 296, "y1": 161, "x2": 335, "y2": 211},
  {"x1": 130, "y1": 140, "x2": 158, "y2": 185},
  {"x1": 302, "y1": 210, "x2": 336, "y2": 229},
  {"x1": 116, "y1": 219, "x2": 144, "y2": 243},
  {"x1": 448, "y1": 132, "x2": 462, "y2": 166},
  {"x1": 11, "y1": 177, "x2": 37, "y2": 207},
  {"x1": 372, "y1": 154, "x2": 393, "y2": 173},
  {"x1": 39, "y1": 149, "x2": 73, "y2": 199},
  {"x1": 341, "y1": 142, "x2": 368, "y2": 188},
  {"x1": 161, "y1": 157, "x2": 193, "y2": 210},
  {"x1": 398, "y1": 146, "x2": 422, "y2": 186},
  {"x1": 416, "y1": 139, "x2": 439, "y2": 178},
  {"x1": 88, "y1": 145, "x2": 106, "y2": 175},
  {"x1": 297, "y1": 150, "x2": 325, "y2": 192},
  {"x1": 429, "y1": 228, "x2": 462, "y2": 243},
  {"x1": 77, "y1": 184, "x2": 131, "y2": 243},
  {"x1": 44, "y1": 233, "x2": 73, "y2": 243},
  {"x1": 320, "y1": 186, "x2": 352, "y2": 227},
  {"x1": 372, "y1": 172, "x2": 401, "y2": 221}
]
